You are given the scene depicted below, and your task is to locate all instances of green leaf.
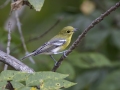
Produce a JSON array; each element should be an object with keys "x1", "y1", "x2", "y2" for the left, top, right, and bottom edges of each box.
[
  {"x1": 0, "y1": 70, "x2": 19, "y2": 81},
  {"x1": 17, "y1": 87, "x2": 32, "y2": 90},
  {"x1": 74, "y1": 70, "x2": 100, "y2": 90},
  {"x1": 13, "y1": 72, "x2": 30, "y2": 82},
  {"x1": 0, "y1": 70, "x2": 75, "y2": 89},
  {"x1": 111, "y1": 30, "x2": 120, "y2": 49},
  {"x1": 57, "y1": 61, "x2": 75, "y2": 80},
  {"x1": 40, "y1": 79, "x2": 76, "y2": 90},
  {"x1": 98, "y1": 70, "x2": 120, "y2": 90},
  {"x1": 68, "y1": 52, "x2": 111, "y2": 68},
  {"x1": 28, "y1": 0, "x2": 45, "y2": 11},
  {"x1": 26, "y1": 71, "x2": 68, "y2": 86},
  {"x1": 10, "y1": 81, "x2": 24, "y2": 89},
  {"x1": 0, "y1": 70, "x2": 29, "y2": 81},
  {"x1": 85, "y1": 30, "x2": 109, "y2": 49},
  {"x1": 0, "y1": 87, "x2": 8, "y2": 90},
  {"x1": 0, "y1": 81, "x2": 7, "y2": 88}
]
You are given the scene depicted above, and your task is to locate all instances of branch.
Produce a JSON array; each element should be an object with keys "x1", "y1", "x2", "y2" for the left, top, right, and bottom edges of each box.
[
  {"x1": 27, "y1": 16, "x2": 63, "y2": 43},
  {"x1": 0, "y1": 50, "x2": 34, "y2": 73},
  {"x1": 4, "y1": 22, "x2": 12, "y2": 70},
  {"x1": 15, "y1": 11, "x2": 35, "y2": 64},
  {"x1": 52, "y1": 1, "x2": 120, "y2": 72}
]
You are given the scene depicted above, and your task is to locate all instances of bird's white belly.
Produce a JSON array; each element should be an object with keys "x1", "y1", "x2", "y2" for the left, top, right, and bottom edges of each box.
[
  {"x1": 51, "y1": 47, "x2": 61, "y2": 54},
  {"x1": 40, "y1": 47, "x2": 61, "y2": 55}
]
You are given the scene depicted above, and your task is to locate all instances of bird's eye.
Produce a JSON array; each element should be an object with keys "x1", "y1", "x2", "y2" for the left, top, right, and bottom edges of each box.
[{"x1": 67, "y1": 30, "x2": 70, "y2": 33}]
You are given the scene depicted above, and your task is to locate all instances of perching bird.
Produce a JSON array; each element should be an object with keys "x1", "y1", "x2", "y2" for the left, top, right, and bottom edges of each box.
[{"x1": 22, "y1": 26, "x2": 77, "y2": 64}]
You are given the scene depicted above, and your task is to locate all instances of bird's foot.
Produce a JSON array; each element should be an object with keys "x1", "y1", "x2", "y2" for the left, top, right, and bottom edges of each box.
[
  {"x1": 54, "y1": 62, "x2": 58, "y2": 66},
  {"x1": 63, "y1": 50, "x2": 67, "y2": 58}
]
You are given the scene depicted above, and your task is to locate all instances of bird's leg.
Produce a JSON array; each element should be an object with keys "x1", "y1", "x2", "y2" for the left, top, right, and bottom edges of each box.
[
  {"x1": 54, "y1": 50, "x2": 68, "y2": 57},
  {"x1": 50, "y1": 55, "x2": 57, "y2": 66}
]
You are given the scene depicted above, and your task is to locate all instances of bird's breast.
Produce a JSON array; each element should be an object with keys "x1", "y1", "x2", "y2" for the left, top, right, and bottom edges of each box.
[{"x1": 60, "y1": 38, "x2": 71, "y2": 50}]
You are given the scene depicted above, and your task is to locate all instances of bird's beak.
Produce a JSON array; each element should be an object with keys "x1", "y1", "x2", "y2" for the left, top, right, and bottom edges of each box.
[{"x1": 73, "y1": 28, "x2": 78, "y2": 32}]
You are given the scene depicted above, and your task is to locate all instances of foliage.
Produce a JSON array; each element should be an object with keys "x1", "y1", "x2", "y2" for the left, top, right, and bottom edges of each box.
[
  {"x1": 28, "y1": 0, "x2": 45, "y2": 11},
  {"x1": 0, "y1": 0, "x2": 120, "y2": 90},
  {"x1": 0, "y1": 70, "x2": 76, "y2": 90}
]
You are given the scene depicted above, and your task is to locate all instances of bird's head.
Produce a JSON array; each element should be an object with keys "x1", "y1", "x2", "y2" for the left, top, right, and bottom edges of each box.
[{"x1": 59, "y1": 26, "x2": 78, "y2": 37}]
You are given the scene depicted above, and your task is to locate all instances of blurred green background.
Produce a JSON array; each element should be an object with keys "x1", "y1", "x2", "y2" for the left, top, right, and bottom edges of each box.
[{"x1": 1, "y1": 0, "x2": 120, "y2": 90}]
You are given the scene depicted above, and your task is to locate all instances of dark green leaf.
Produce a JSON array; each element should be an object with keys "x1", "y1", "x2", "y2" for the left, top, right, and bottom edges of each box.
[
  {"x1": 57, "y1": 61, "x2": 76, "y2": 80},
  {"x1": 74, "y1": 70, "x2": 100, "y2": 90},
  {"x1": 98, "y1": 70, "x2": 120, "y2": 90},
  {"x1": 85, "y1": 30, "x2": 109, "y2": 49},
  {"x1": 68, "y1": 52, "x2": 111, "y2": 68},
  {"x1": 111, "y1": 30, "x2": 120, "y2": 49}
]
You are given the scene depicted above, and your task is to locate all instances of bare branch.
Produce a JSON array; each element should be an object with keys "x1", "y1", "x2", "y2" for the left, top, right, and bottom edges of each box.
[
  {"x1": 6, "y1": 22, "x2": 11, "y2": 55},
  {"x1": 4, "y1": 22, "x2": 12, "y2": 70},
  {"x1": 0, "y1": 50, "x2": 34, "y2": 73},
  {"x1": 15, "y1": 11, "x2": 35, "y2": 64},
  {"x1": 52, "y1": 1, "x2": 120, "y2": 72}
]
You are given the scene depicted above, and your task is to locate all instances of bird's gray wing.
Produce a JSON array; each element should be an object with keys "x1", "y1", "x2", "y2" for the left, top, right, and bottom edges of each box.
[{"x1": 33, "y1": 38, "x2": 66, "y2": 55}]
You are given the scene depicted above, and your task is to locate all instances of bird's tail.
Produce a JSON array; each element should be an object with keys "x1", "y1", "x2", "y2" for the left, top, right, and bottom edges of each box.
[{"x1": 21, "y1": 52, "x2": 34, "y2": 60}]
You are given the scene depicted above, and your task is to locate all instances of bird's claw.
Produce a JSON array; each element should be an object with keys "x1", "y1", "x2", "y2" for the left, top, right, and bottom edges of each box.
[
  {"x1": 63, "y1": 51, "x2": 67, "y2": 57},
  {"x1": 54, "y1": 62, "x2": 57, "y2": 66}
]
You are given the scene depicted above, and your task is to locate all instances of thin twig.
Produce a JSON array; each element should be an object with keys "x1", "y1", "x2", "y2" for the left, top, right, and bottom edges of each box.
[
  {"x1": 15, "y1": 11, "x2": 35, "y2": 64},
  {"x1": 52, "y1": 1, "x2": 120, "y2": 72},
  {"x1": 0, "y1": 0, "x2": 10, "y2": 9},
  {"x1": 27, "y1": 16, "x2": 63, "y2": 43},
  {"x1": 0, "y1": 50, "x2": 34, "y2": 73},
  {"x1": 4, "y1": 22, "x2": 11, "y2": 70}
]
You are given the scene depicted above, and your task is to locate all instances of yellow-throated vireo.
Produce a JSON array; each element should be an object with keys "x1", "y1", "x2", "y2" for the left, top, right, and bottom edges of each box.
[{"x1": 22, "y1": 26, "x2": 77, "y2": 64}]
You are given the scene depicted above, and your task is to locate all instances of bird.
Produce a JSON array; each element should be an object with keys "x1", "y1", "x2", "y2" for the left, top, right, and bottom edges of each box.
[{"x1": 21, "y1": 26, "x2": 77, "y2": 64}]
